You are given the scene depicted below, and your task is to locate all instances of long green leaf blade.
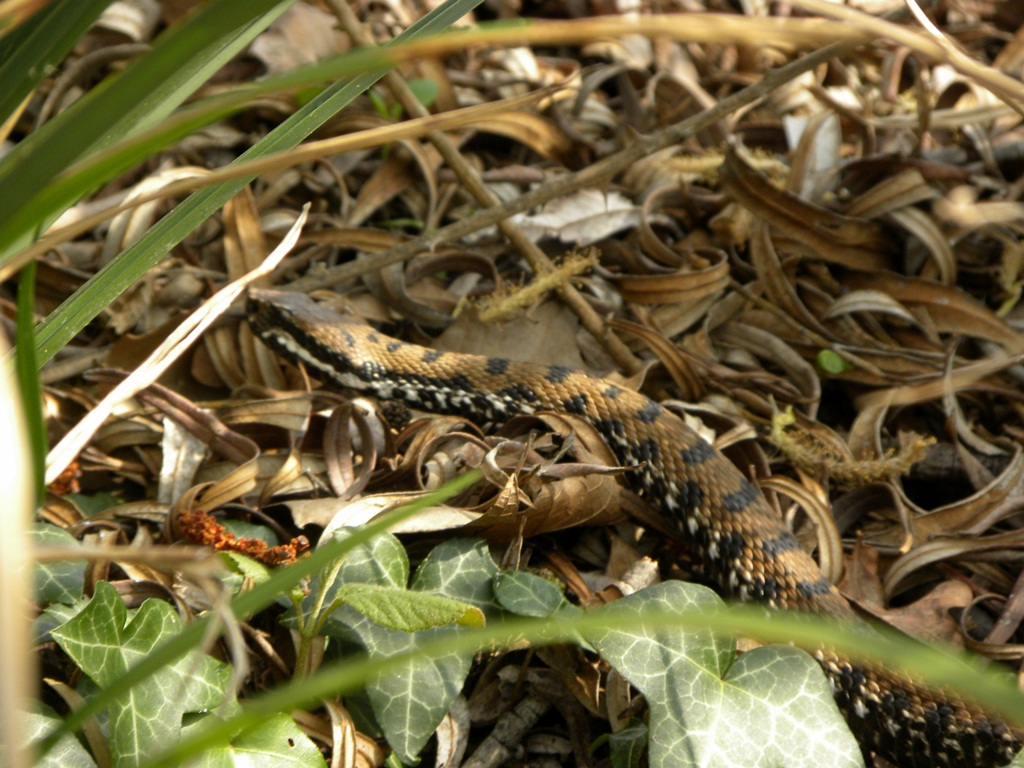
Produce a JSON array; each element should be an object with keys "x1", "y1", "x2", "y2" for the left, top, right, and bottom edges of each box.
[
  {"x1": 0, "y1": 0, "x2": 114, "y2": 125},
  {"x1": 0, "y1": 0, "x2": 296, "y2": 256},
  {"x1": 13, "y1": 262, "x2": 45, "y2": 504},
  {"x1": 33, "y1": 0, "x2": 483, "y2": 365}
]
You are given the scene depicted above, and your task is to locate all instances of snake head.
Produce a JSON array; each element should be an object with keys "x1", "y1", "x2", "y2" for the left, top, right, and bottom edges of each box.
[{"x1": 247, "y1": 288, "x2": 379, "y2": 390}]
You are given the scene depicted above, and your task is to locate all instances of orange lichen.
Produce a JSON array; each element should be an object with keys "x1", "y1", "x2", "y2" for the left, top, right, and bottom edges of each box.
[{"x1": 176, "y1": 509, "x2": 309, "y2": 566}]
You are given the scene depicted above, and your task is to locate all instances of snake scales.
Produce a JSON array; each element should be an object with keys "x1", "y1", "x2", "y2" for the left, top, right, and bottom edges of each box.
[{"x1": 248, "y1": 288, "x2": 1021, "y2": 767}]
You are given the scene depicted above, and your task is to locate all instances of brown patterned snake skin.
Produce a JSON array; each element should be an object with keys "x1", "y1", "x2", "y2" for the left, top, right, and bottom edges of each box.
[{"x1": 248, "y1": 288, "x2": 1021, "y2": 767}]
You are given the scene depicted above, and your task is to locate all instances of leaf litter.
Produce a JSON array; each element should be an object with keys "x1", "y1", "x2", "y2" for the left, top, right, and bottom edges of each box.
[{"x1": 17, "y1": 0, "x2": 1024, "y2": 766}]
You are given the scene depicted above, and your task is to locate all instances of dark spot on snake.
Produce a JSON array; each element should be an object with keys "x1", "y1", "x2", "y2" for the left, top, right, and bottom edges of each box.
[
  {"x1": 680, "y1": 439, "x2": 715, "y2": 465},
  {"x1": 761, "y1": 532, "x2": 801, "y2": 557},
  {"x1": 450, "y1": 373, "x2": 473, "y2": 393},
  {"x1": 749, "y1": 577, "x2": 781, "y2": 602},
  {"x1": 796, "y1": 578, "x2": 834, "y2": 599},
  {"x1": 486, "y1": 357, "x2": 510, "y2": 375},
  {"x1": 634, "y1": 437, "x2": 660, "y2": 463},
  {"x1": 719, "y1": 531, "x2": 747, "y2": 561},
  {"x1": 386, "y1": 341, "x2": 403, "y2": 353},
  {"x1": 604, "y1": 385, "x2": 622, "y2": 399},
  {"x1": 422, "y1": 349, "x2": 443, "y2": 363},
  {"x1": 563, "y1": 394, "x2": 588, "y2": 414},
  {"x1": 636, "y1": 402, "x2": 662, "y2": 424},
  {"x1": 673, "y1": 479, "x2": 705, "y2": 513},
  {"x1": 368, "y1": 332, "x2": 380, "y2": 343},
  {"x1": 923, "y1": 707, "x2": 943, "y2": 732},
  {"x1": 722, "y1": 480, "x2": 760, "y2": 513},
  {"x1": 403, "y1": 372, "x2": 428, "y2": 387},
  {"x1": 643, "y1": 471, "x2": 668, "y2": 501},
  {"x1": 546, "y1": 365, "x2": 572, "y2": 383},
  {"x1": 593, "y1": 419, "x2": 625, "y2": 439},
  {"x1": 341, "y1": 329, "x2": 355, "y2": 348},
  {"x1": 498, "y1": 384, "x2": 539, "y2": 403}
]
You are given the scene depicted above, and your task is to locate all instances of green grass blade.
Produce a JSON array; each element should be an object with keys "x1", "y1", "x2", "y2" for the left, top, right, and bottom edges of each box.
[
  {"x1": 32, "y1": 0, "x2": 484, "y2": 366},
  {"x1": 0, "y1": 0, "x2": 114, "y2": 125},
  {"x1": 13, "y1": 261, "x2": 45, "y2": 504},
  {"x1": 0, "y1": 0, "x2": 296, "y2": 257}
]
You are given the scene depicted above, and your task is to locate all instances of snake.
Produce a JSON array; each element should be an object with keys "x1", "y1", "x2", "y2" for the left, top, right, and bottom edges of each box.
[{"x1": 247, "y1": 287, "x2": 1022, "y2": 767}]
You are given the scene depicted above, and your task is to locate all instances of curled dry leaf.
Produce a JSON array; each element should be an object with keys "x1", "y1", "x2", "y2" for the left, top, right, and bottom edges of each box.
[
  {"x1": 323, "y1": 398, "x2": 389, "y2": 500},
  {"x1": 462, "y1": 413, "x2": 629, "y2": 540},
  {"x1": 396, "y1": 416, "x2": 488, "y2": 489},
  {"x1": 608, "y1": 318, "x2": 704, "y2": 402},
  {"x1": 884, "y1": 529, "x2": 1024, "y2": 603},
  {"x1": 310, "y1": 491, "x2": 480, "y2": 538},
  {"x1": 748, "y1": 222, "x2": 833, "y2": 341},
  {"x1": 257, "y1": 448, "x2": 307, "y2": 503},
  {"x1": 901, "y1": 448, "x2": 1024, "y2": 541},
  {"x1": 720, "y1": 146, "x2": 892, "y2": 271},
  {"x1": 218, "y1": 394, "x2": 315, "y2": 435},
  {"x1": 611, "y1": 249, "x2": 730, "y2": 306},
  {"x1": 821, "y1": 289, "x2": 921, "y2": 326},
  {"x1": 935, "y1": 185, "x2": 1024, "y2": 228},
  {"x1": 844, "y1": 168, "x2": 938, "y2": 220},
  {"x1": 844, "y1": 272, "x2": 1024, "y2": 350},
  {"x1": 347, "y1": 139, "x2": 440, "y2": 229},
  {"x1": 886, "y1": 206, "x2": 957, "y2": 285},
  {"x1": 716, "y1": 322, "x2": 821, "y2": 414},
  {"x1": 472, "y1": 112, "x2": 577, "y2": 165}
]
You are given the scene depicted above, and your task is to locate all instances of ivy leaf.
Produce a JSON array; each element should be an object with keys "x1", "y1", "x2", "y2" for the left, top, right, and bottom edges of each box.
[
  {"x1": 31, "y1": 523, "x2": 85, "y2": 605},
  {"x1": 493, "y1": 570, "x2": 578, "y2": 618},
  {"x1": 586, "y1": 581, "x2": 863, "y2": 768},
  {"x1": 24, "y1": 706, "x2": 97, "y2": 768},
  {"x1": 182, "y1": 713, "x2": 327, "y2": 768},
  {"x1": 50, "y1": 581, "x2": 235, "y2": 767},
  {"x1": 308, "y1": 534, "x2": 500, "y2": 764}
]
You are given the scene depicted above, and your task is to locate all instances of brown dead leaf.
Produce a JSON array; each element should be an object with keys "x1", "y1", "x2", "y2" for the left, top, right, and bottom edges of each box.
[
  {"x1": 347, "y1": 140, "x2": 440, "y2": 228},
  {"x1": 608, "y1": 318, "x2": 704, "y2": 402},
  {"x1": 437, "y1": 301, "x2": 590, "y2": 371},
  {"x1": 472, "y1": 112, "x2": 576, "y2": 165},
  {"x1": 844, "y1": 272, "x2": 1024, "y2": 351},
  {"x1": 612, "y1": 250, "x2": 729, "y2": 306},
  {"x1": 461, "y1": 414, "x2": 629, "y2": 541},
  {"x1": 902, "y1": 448, "x2": 1024, "y2": 540},
  {"x1": 720, "y1": 146, "x2": 892, "y2": 271},
  {"x1": 841, "y1": 539, "x2": 972, "y2": 646},
  {"x1": 884, "y1": 529, "x2": 1024, "y2": 603},
  {"x1": 249, "y1": 3, "x2": 349, "y2": 72}
]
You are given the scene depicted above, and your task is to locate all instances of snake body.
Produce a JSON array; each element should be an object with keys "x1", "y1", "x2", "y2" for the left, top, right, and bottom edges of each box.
[{"x1": 248, "y1": 288, "x2": 1021, "y2": 767}]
